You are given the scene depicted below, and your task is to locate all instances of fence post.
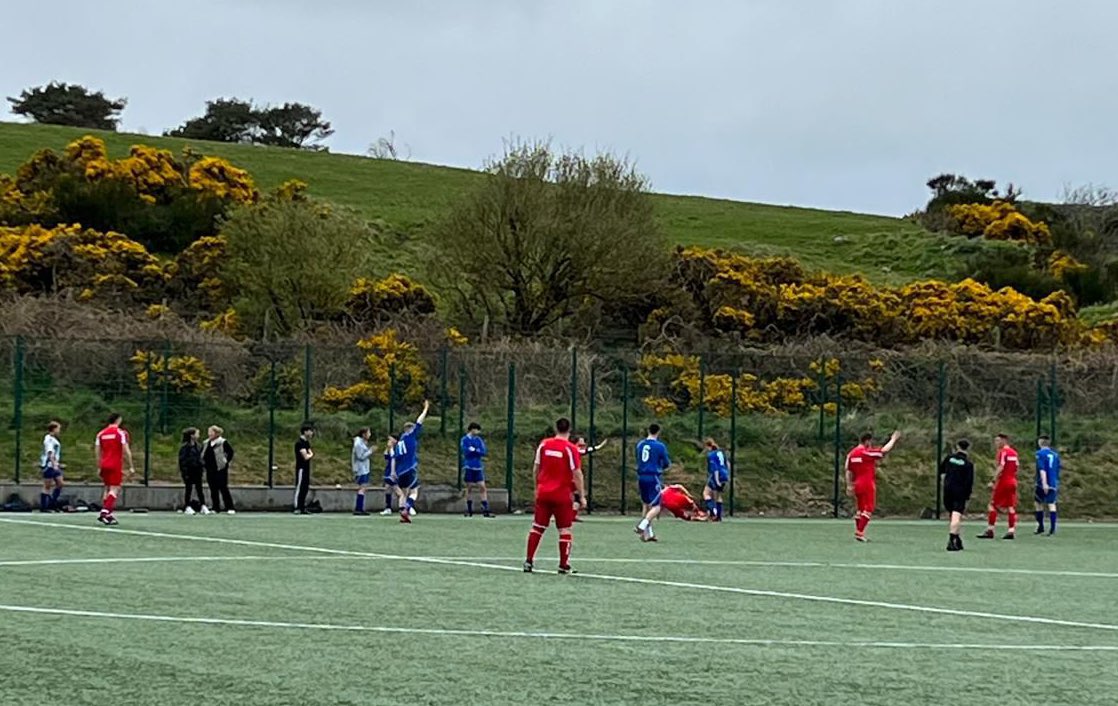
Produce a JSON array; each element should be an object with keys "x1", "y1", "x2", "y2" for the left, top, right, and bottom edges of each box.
[
  {"x1": 697, "y1": 357, "x2": 706, "y2": 441},
  {"x1": 439, "y1": 347, "x2": 449, "y2": 437},
  {"x1": 456, "y1": 364, "x2": 466, "y2": 491},
  {"x1": 505, "y1": 362, "x2": 516, "y2": 511},
  {"x1": 12, "y1": 336, "x2": 25, "y2": 484},
  {"x1": 729, "y1": 369, "x2": 738, "y2": 517},
  {"x1": 268, "y1": 359, "x2": 277, "y2": 489},
  {"x1": 302, "y1": 344, "x2": 312, "y2": 422},
  {"x1": 935, "y1": 361, "x2": 946, "y2": 520},
  {"x1": 388, "y1": 364, "x2": 397, "y2": 434},
  {"x1": 588, "y1": 365, "x2": 596, "y2": 513},
  {"x1": 620, "y1": 367, "x2": 629, "y2": 514},
  {"x1": 1049, "y1": 361, "x2": 1058, "y2": 445},
  {"x1": 1035, "y1": 377, "x2": 1044, "y2": 440},
  {"x1": 143, "y1": 353, "x2": 153, "y2": 487},
  {"x1": 817, "y1": 358, "x2": 827, "y2": 441},
  {"x1": 160, "y1": 340, "x2": 171, "y2": 435},
  {"x1": 570, "y1": 348, "x2": 578, "y2": 433},
  {"x1": 831, "y1": 373, "x2": 843, "y2": 518}
]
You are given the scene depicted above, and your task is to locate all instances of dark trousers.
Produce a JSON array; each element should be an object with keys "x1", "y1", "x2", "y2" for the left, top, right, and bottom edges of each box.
[
  {"x1": 182, "y1": 471, "x2": 204, "y2": 510},
  {"x1": 207, "y1": 469, "x2": 235, "y2": 512},
  {"x1": 294, "y1": 468, "x2": 311, "y2": 511}
]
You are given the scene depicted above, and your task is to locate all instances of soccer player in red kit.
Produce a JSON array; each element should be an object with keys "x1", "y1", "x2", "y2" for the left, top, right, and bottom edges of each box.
[
  {"x1": 658, "y1": 484, "x2": 708, "y2": 522},
  {"x1": 845, "y1": 430, "x2": 900, "y2": 542},
  {"x1": 95, "y1": 413, "x2": 134, "y2": 526},
  {"x1": 977, "y1": 434, "x2": 1020, "y2": 540},
  {"x1": 524, "y1": 418, "x2": 586, "y2": 574}
]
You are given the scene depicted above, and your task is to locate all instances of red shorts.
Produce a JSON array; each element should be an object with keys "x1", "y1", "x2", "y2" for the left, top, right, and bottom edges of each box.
[
  {"x1": 992, "y1": 482, "x2": 1018, "y2": 509},
  {"x1": 854, "y1": 483, "x2": 875, "y2": 514},
  {"x1": 534, "y1": 493, "x2": 575, "y2": 530},
  {"x1": 660, "y1": 490, "x2": 693, "y2": 519},
  {"x1": 100, "y1": 467, "x2": 123, "y2": 487}
]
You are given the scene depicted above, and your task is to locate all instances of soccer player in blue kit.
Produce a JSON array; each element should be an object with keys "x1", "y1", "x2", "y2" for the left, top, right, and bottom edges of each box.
[
  {"x1": 461, "y1": 422, "x2": 494, "y2": 518},
  {"x1": 396, "y1": 400, "x2": 430, "y2": 524},
  {"x1": 702, "y1": 437, "x2": 730, "y2": 522},
  {"x1": 634, "y1": 423, "x2": 671, "y2": 541},
  {"x1": 1034, "y1": 436, "x2": 1061, "y2": 536}
]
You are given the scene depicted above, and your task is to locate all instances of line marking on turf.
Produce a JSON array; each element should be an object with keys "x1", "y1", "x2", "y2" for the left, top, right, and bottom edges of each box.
[
  {"x1": 1, "y1": 604, "x2": 1116, "y2": 652},
  {"x1": 3, "y1": 517, "x2": 1116, "y2": 634},
  {"x1": 0, "y1": 555, "x2": 353, "y2": 567}
]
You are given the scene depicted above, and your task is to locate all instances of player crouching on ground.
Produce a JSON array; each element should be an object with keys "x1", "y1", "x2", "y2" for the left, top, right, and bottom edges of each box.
[
  {"x1": 845, "y1": 430, "x2": 901, "y2": 542},
  {"x1": 702, "y1": 438, "x2": 730, "y2": 522},
  {"x1": 525, "y1": 418, "x2": 585, "y2": 574},
  {"x1": 638, "y1": 484, "x2": 709, "y2": 542},
  {"x1": 939, "y1": 439, "x2": 975, "y2": 551}
]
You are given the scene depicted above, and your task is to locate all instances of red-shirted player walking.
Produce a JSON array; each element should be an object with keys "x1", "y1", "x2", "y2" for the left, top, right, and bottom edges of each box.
[
  {"x1": 978, "y1": 434, "x2": 1020, "y2": 540},
  {"x1": 845, "y1": 431, "x2": 900, "y2": 542},
  {"x1": 95, "y1": 413, "x2": 135, "y2": 526},
  {"x1": 524, "y1": 418, "x2": 585, "y2": 574}
]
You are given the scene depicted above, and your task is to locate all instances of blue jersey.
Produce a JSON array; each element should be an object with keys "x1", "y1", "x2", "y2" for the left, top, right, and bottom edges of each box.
[
  {"x1": 1036, "y1": 448, "x2": 1061, "y2": 488},
  {"x1": 707, "y1": 449, "x2": 729, "y2": 481},
  {"x1": 635, "y1": 438, "x2": 670, "y2": 477},
  {"x1": 396, "y1": 422, "x2": 423, "y2": 474},
  {"x1": 461, "y1": 434, "x2": 487, "y2": 471}
]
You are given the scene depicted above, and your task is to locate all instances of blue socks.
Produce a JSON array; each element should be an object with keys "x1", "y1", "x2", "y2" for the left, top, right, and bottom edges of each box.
[
  {"x1": 467, "y1": 500, "x2": 474, "y2": 515},
  {"x1": 40, "y1": 493, "x2": 49, "y2": 511},
  {"x1": 355, "y1": 493, "x2": 365, "y2": 513},
  {"x1": 384, "y1": 492, "x2": 393, "y2": 511},
  {"x1": 482, "y1": 500, "x2": 490, "y2": 513},
  {"x1": 1049, "y1": 511, "x2": 1057, "y2": 534},
  {"x1": 51, "y1": 487, "x2": 61, "y2": 504},
  {"x1": 716, "y1": 501, "x2": 723, "y2": 519},
  {"x1": 1035, "y1": 511, "x2": 1044, "y2": 531},
  {"x1": 406, "y1": 497, "x2": 415, "y2": 511}
]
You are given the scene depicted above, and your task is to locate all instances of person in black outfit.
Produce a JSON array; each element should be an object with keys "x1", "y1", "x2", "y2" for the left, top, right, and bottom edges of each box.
[
  {"x1": 178, "y1": 428, "x2": 206, "y2": 514},
  {"x1": 203, "y1": 425, "x2": 236, "y2": 514},
  {"x1": 939, "y1": 439, "x2": 975, "y2": 551},
  {"x1": 294, "y1": 423, "x2": 315, "y2": 514}
]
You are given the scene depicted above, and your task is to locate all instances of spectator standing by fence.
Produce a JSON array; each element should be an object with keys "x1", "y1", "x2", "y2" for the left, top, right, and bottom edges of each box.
[
  {"x1": 179, "y1": 427, "x2": 208, "y2": 515},
  {"x1": 352, "y1": 427, "x2": 375, "y2": 516},
  {"x1": 203, "y1": 425, "x2": 236, "y2": 514},
  {"x1": 294, "y1": 423, "x2": 315, "y2": 514}
]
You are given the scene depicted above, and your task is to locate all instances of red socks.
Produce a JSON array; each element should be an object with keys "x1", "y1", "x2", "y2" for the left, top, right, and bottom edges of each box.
[
  {"x1": 102, "y1": 492, "x2": 117, "y2": 514},
  {"x1": 854, "y1": 515, "x2": 869, "y2": 535},
  {"x1": 987, "y1": 510, "x2": 997, "y2": 528},
  {"x1": 559, "y1": 534, "x2": 572, "y2": 567},
  {"x1": 1008, "y1": 512, "x2": 1017, "y2": 531},
  {"x1": 526, "y1": 525, "x2": 545, "y2": 563}
]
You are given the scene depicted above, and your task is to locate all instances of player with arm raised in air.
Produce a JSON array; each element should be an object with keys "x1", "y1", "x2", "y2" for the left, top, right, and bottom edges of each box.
[
  {"x1": 845, "y1": 430, "x2": 900, "y2": 542},
  {"x1": 524, "y1": 418, "x2": 585, "y2": 574},
  {"x1": 571, "y1": 435, "x2": 606, "y2": 521},
  {"x1": 396, "y1": 400, "x2": 430, "y2": 523}
]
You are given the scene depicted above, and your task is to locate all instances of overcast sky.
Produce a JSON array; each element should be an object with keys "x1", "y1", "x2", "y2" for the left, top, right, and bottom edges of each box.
[{"x1": 5, "y1": 0, "x2": 1115, "y2": 215}]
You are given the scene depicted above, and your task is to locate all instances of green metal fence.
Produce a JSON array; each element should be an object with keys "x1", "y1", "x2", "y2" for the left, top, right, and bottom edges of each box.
[{"x1": 4, "y1": 335, "x2": 1116, "y2": 516}]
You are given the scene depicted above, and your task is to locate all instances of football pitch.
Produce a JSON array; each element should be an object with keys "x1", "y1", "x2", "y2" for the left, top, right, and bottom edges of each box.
[{"x1": 1, "y1": 514, "x2": 1116, "y2": 706}]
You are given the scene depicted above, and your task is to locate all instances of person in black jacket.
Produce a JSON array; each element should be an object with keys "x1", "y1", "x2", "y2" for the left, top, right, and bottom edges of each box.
[
  {"x1": 178, "y1": 428, "x2": 206, "y2": 515},
  {"x1": 940, "y1": 439, "x2": 975, "y2": 552},
  {"x1": 203, "y1": 425, "x2": 236, "y2": 514}
]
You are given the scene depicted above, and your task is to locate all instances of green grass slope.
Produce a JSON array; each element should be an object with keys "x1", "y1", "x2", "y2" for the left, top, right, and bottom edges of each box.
[{"x1": 0, "y1": 121, "x2": 994, "y2": 283}]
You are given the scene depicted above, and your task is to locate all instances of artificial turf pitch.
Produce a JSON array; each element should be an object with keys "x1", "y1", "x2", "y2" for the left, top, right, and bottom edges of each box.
[{"x1": 1, "y1": 513, "x2": 1115, "y2": 705}]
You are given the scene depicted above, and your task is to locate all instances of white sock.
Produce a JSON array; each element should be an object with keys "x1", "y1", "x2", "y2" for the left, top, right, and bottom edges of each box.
[{"x1": 638, "y1": 519, "x2": 649, "y2": 530}]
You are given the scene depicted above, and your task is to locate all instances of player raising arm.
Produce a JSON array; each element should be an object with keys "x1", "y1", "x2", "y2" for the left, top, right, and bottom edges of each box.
[
  {"x1": 977, "y1": 434, "x2": 1020, "y2": 540},
  {"x1": 524, "y1": 418, "x2": 585, "y2": 574},
  {"x1": 396, "y1": 400, "x2": 430, "y2": 523},
  {"x1": 845, "y1": 430, "x2": 900, "y2": 542}
]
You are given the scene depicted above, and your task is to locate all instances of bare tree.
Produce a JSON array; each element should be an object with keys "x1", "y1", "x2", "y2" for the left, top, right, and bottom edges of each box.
[{"x1": 367, "y1": 130, "x2": 411, "y2": 160}]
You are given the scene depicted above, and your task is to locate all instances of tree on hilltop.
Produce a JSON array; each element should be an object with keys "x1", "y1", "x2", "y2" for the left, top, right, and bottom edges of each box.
[
  {"x1": 166, "y1": 98, "x2": 333, "y2": 150},
  {"x1": 7, "y1": 82, "x2": 127, "y2": 130}
]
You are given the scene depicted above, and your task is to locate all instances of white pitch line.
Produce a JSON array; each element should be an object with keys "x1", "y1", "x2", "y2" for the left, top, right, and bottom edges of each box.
[
  {"x1": 2, "y1": 517, "x2": 1115, "y2": 634},
  {"x1": 0, "y1": 555, "x2": 357, "y2": 567},
  {"x1": 2, "y1": 604, "x2": 1116, "y2": 653}
]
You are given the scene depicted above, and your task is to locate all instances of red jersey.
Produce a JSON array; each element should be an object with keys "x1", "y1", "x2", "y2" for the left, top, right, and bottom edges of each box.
[
  {"x1": 996, "y1": 446, "x2": 1019, "y2": 485},
  {"x1": 534, "y1": 437, "x2": 581, "y2": 497},
  {"x1": 96, "y1": 425, "x2": 129, "y2": 471},
  {"x1": 846, "y1": 445, "x2": 884, "y2": 487}
]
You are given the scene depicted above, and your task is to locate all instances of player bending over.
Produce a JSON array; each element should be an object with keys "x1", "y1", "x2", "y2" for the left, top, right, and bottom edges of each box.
[
  {"x1": 461, "y1": 422, "x2": 494, "y2": 517},
  {"x1": 95, "y1": 413, "x2": 135, "y2": 526},
  {"x1": 1034, "y1": 436, "x2": 1061, "y2": 536},
  {"x1": 702, "y1": 438, "x2": 730, "y2": 522},
  {"x1": 845, "y1": 430, "x2": 900, "y2": 542},
  {"x1": 977, "y1": 434, "x2": 1020, "y2": 540},
  {"x1": 396, "y1": 400, "x2": 430, "y2": 523},
  {"x1": 524, "y1": 418, "x2": 585, "y2": 574},
  {"x1": 939, "y1": 439, "x2": 975, "y2": 551}
]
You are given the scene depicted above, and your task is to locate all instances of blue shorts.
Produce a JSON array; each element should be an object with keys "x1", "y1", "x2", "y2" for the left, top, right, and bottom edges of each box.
[
  {"x1": 464, "y1": 468, "x2": 485, "y2": 484},
  {"x1": 1035, "y1": 487, "x2": 1059, "y2": 504},
  {"x1": 707, "y1": 476, "x2": 727, "y2": 492},
  {"x1": 638, "y1": 477, "x2": 662, "y2": 505},
  {"x1": 42, "y1": 466, "x2": 62, "y2": 480},
  {"x1": 355, "y1": 473, "x2": 371, "y2": 486},
  {"x1": 383, "y1": 473, "x2": 397, "y2": 487},
  {"x1": 396, "y1": 469, "x2": 419, "y2": 491}
]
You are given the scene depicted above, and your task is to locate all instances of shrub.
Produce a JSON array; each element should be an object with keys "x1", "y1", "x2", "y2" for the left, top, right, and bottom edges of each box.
[{"x1": 131, "y1": 350, "x2": 214, "y2": 394}]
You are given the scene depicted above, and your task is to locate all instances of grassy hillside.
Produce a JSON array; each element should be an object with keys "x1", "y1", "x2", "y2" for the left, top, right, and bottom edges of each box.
[{"x1": 0, "y1": 121, "x2": 995, "y2": 284}]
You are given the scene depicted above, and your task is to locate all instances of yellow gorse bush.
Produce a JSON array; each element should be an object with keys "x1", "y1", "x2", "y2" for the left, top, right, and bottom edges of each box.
[
  {"x1": 346, "y1": 274, "x2": 437, "y2": 322},
  {"x1": 131, "y1": 350, "x2": 214, "y2": 394},
  {"x1": 317, "y1": 329, "x2": 429, "y2": 412},
  {"x1": 947, "y1": 201, "x2": 1051, "y2": 246},
  {"x1": 187, "y1": 157, "x2": 257, "y2": 204}
]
